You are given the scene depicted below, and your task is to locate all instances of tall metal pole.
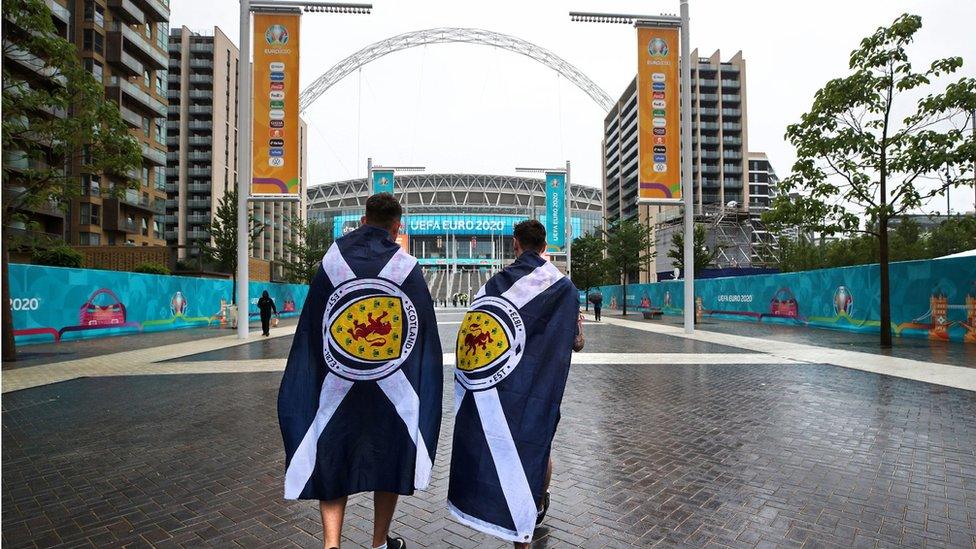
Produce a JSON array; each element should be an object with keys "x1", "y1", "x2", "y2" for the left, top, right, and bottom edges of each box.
[
  {"x1": 565, "y1": 160, "x2": 572, "y2": 278},
  {"x1": 366, "y1": 156, "x2": 372, "y2": 187},
  {"x1": 680, "y1": 0, "x2": 695, "y2": 334},
  {"x1": 236, "y1": 0, "x2": 252, "y2": 340}
]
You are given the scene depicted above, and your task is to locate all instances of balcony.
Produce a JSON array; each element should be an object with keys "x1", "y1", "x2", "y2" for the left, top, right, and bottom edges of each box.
[
  {"x1": 721, "y1": 79, "x2": 739, "y2": 88},
  {"x1": 164, "y1": 182, "x2": 178, "y2": 193},
  {"x1": 107, "y1": 22, "x2": 166, "y2": 70},
  {"x1": 187, "y1": 213, "x2": 211, "y2": 224},
  {"x1": 141, "y1": 143, "x2": 167, "y2": 166},
  {"x1": 187, "y1": 182, "x2": 210, "y2": 192},
  {"x1": 107, "y1": 76, "x2": 166, "y2": 117},
  {"x1": 189, "y1": 58, "x2": 213, "y2": 70},
  {"x1": 45, "y1": 0, "x2": 71, "y2": 25},
  {"x1": 187, "y1": 198, "x2": 211, "y2": 209},
  {"x1": 187, "y1": 151, "x2": 209, "y2": 162},
  {"x1": 133, "y1": 0, "x2": 169, "y2": 21},
  {"x1": 188, "y1": 105, "x2": 212, "y2": 115},
  {"x1": 723, "y1": 123, "x2": 742, "y2": 131},
  {"x1": 721, "y1": 94, "x2": 740, "y2": 103},
  {"x1": 187, "y1": 167, "x2": 210, "y2": 177},
  {"x1": 108, "y1": 0, "x2": 145, "y2": 24},
  {"x1": 187, "y1": 229, "x2": 210, "y2": 241},
  {"x1": 3, "y1": 41, "x2": 67, "y2": 85},
  {"x1": 105, "y1": 39, "x2": 144, "y2": 77},
  {"x1": 189, "y1": 74, "x2": 213, "y2": 86},
  {"x1": 119, "y1": 105, "x2": 142, "y2": 128},
  {"x1": 165, "y1": 198, "x2": 178, "y2": 209},
  {"x1": 188, "y1": 121, "x2": 212, "y2": 132},
  {"x1": 188, "y1": 90, "x2": 212, "y2": 102},
  {"x1": 188, "y1": 136, "x2": 211, "y2": 147}
]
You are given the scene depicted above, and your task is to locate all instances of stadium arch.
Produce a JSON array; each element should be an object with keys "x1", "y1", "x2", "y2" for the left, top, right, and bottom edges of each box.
[{"x1": 299, "y1": 27, "x2": 613, "y2": 113}]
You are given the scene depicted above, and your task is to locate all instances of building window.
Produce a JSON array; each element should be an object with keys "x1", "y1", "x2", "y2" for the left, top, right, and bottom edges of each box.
[
  {"x1": 78, "y1": 232, "x2": 101, "y2": 245},
  {"x1": 155, "y1": 70, "x2": 166, "y2": 95},
  {"x1": 83, "y1": 29, "x2": 104, "y2": 55},
  {"x1": 156, "y1": 22, "x2": 168, "y2": 50},
  {"x1": 84, "y1": 59, "x2": 104, "y2": 83},
  {"x1": 84, "y1": 1, "x2": 105, "y2": 27},
  {"x1": 154, "y1": 220, "x2": 164, "y2": 239},
  {"x1": 142, "y1": 116, "x2": 150, "y2": 137},
  {"x1": 143, "y1": 69, "x2": 151, "y2": 88},
  {"x1": 144, "y1": 22, "x2": 152, "y2": 38},
  {"x1": 79, "y1": 203, "x2": 102, "y2": 225},
  {"x1": 82, "y1": 174, "x2": 101, "y2": 196},
  {"x1": 141, "y1": 218, "x2": 149, "y2": 236},
  {"x1": 154, "y1": 118, "x2": 165, "y2": 143},
  {"x1": 154, "y1": 166, "x2": 165, "y2": 190}
]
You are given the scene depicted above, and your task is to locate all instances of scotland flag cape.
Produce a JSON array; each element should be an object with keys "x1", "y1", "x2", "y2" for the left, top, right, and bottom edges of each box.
[
  {"x1": 278, "y1": 225, "x2": 442, "y2": 500},
  {"x1": 448, "y1": 251, "x2": 579, "y2": 543}
]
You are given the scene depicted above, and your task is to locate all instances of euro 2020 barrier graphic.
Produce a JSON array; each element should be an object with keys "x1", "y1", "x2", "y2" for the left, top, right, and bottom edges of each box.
[
  {"x1": 7, "y1": 264, "x2": 310, "y2": 345},
  {"x1": 589, "y1": 256, "x2": 976, "y2": 344}
]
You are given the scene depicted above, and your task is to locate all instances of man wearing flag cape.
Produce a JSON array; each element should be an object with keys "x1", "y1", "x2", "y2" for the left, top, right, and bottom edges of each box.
[
  {"x1": 448, "y1": 220, "x2": 582, "y2": 547},
  {"x1": 278, "y1": 193, "x2": 442, "y2": 549}
]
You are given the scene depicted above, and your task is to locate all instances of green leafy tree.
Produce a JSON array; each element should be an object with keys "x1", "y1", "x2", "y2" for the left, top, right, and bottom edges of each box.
[
  {"x1": 775, "y1": 236, "x2": 827, "y2": 273},
  {"x1": 570, "y1": 232, "x2": 609, "y2": 310},
  {"x1": 667, "y1": 224, "x2": 723, "y2": 275},
  {"x1": 763, "y1": 13, "x2": 976, "y2": 347},
  {"x1": 200, "y1": 188, "x2": 265, "y2": 303},
  {"x1": 2, "y1": 0, "x2": 141, "y2": 361},
  {"x1": 281, "y1": 218, "x2": 333, "y2": 284},
  {"x1": 603, "y1": 218, "x2": 655, "y2": 316},
  {"x1": 925, "y1": 215, "x2": 976, "y2": 257}
]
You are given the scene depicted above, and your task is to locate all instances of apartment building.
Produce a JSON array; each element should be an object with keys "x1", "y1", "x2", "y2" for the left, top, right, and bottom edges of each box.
[
  {"x1": 603, "y1": 50, "x2": 750, "y2": 280},
  {"x1": 165, "y1": 25, "x2": 308, "y2": 266},
  {"x1": 75, "y1": 0, "x2": 171, "y2": 246}
]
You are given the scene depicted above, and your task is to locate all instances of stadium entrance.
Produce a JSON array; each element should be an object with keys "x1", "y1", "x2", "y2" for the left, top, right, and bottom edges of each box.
[{"x1": 308, "y1": 173, "x2": 603, "y2": 302}]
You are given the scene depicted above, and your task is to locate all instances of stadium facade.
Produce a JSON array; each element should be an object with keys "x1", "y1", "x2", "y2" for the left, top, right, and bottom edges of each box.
[{"x1": 308, "y1": 173, "x2": 602, "y2": 299}]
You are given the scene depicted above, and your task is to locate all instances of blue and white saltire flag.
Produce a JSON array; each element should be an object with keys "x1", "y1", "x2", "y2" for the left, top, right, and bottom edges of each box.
[
  {"x1": 448, "y1": 251, "x2": 579, "y2": 543},
  {"x1": 278, "y1": 225, "x2": 442, "y2": 500}
]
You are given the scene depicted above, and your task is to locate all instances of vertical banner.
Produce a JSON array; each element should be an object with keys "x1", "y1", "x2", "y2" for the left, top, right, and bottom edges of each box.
[
  {"x1": 544, "y1": 171, "x2": 566, "y2": 253},
  {"x1": 251, "y1": 12, "x2": 301, "y2": 196},
  {"x1": 636, "y1": 25, "x2": 681, "y2": 203},
  {"x1": 372, "y1": 169, "x2": 395, "y2": 194}
]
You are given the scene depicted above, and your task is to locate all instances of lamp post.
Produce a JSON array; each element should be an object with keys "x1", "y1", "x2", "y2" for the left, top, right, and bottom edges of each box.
[
  {"x1": 236, "y1": 1, "x2": 371, "y2": 340},
  {"x1": 570, "y1": 1, "x2": 695, "y2": 334}
]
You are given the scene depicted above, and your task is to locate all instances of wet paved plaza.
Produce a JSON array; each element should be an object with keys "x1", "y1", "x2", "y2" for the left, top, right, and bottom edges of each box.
[{"x1": 3, "y1": 316, "x2": 976, "y2": 548}]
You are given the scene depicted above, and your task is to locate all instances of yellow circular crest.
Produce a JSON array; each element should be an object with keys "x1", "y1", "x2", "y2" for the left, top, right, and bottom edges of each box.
[
  {"x1": 329, "y1": 295, "x2": 404, "y2": 362},
  {"x1": 456, "y1": 310, "x2": 510, "y2": 372}
]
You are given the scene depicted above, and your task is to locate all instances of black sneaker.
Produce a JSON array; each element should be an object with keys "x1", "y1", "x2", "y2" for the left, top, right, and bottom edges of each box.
[
  {"x1": 535, "y1": 491, "x2": 551, "y2": 525},
  {"x1": 386, "y1": 535, "x2": 407, "y2": 549}
]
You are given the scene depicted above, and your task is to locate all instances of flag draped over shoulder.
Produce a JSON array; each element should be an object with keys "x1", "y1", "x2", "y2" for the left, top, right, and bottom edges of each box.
[
  {"x1": 448, "y1": 251, "x2": 579, "y2": 543},
  {"x1": 278, "y1": 225, "x2": 442, "y2": 501}
]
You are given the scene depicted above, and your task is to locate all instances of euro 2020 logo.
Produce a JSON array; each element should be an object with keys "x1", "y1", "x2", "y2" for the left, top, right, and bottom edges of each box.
[
  {"x1": 648, "y1": 37, "x2": 668, "y2": 57},
  {"x1": 265, "y1": 24, "x2": 289, "y2": 46}
]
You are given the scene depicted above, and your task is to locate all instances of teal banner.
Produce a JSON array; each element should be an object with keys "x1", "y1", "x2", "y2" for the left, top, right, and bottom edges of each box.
[
  {"x1": 372, "y1": 169, "x2": 394, "y2": 194},
  {"x1": 544, "y1": 171, "x2": 566, "y2": 253},
  {"x1": 7, "y1": 264, "x2": 309, "y2": 345},
  {"x1": 590, "y1": 256, "x2": 976, "y2": 343}
]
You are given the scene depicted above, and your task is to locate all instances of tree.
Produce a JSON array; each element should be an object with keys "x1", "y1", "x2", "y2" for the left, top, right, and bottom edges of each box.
[
  {"x1": 199, "y1": 188, "x2": 264, "y2": 303},
  {"x1": 569, "y1": 232, "x2": 609, "y2": 311},
  {"x1": 763, "y1": 13, "x2": 976, "y2": 347},
  {"x1": 925, "y1": 215, "x2": 976, "y2": 258},
  {"x1": 280, "y1": 218, "x2": 333, "y2": 284},
  {"x1": 667, "y1": 224, "x2": 722, "y2": 276},
  {"x1": 2, "y1": 0, "x2": 141, "y2": 361},
  {"x1": 603, "y1": 218, "x2": 655, "y2": 316}
]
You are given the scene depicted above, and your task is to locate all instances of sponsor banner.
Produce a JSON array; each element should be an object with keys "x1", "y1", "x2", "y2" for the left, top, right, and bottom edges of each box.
[
  {"x1": 252, "y1": 12, "x2": 301, "y2": 196},
  {"x1": 7, "y1": 264, "x2": 309, "y2": 345},
  {"x1": 544, "y1": 172, "x2": 566, "y2": 253},
  {"x1": 592, "y1": 256, "x2": 976, "y2": 344},
  {"x1": 637, "y1": 25, "x2": 681, "y2": 203},
  {"x1": 372, "y1": 169, "x2": 395, "y2": 195},
  {"x1": 331, "y1": 214, "x2": 584, "y2": 240}
]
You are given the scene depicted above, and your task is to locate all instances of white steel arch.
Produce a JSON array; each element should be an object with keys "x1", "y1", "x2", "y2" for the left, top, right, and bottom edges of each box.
[{"x1": 299, "y1": 27, "x2": 613, "y2": 113}]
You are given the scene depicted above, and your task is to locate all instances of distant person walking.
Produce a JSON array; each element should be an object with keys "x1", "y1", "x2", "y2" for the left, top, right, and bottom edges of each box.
[
  {"x1": 588, "y1": 290, "x2": 603, "y2": 322},
  {"x1": 258, "y1": 290, "x2": 278, "y2": 336}
]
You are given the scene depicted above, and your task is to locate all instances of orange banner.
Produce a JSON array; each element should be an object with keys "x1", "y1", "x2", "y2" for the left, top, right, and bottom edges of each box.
[
  {"x1": 251, "y1": 12, "x2": 301, "y2": 196},
  {"x1": 636, "y1": 26, "x2": 681, "y2": 202}
]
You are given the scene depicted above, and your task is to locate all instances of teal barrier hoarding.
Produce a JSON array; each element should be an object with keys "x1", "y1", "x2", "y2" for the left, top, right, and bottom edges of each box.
[
  {"x1": 592, "y1": 256, "x2": 976, "y2": 343},
  {"x1": 7, "y1": 264, "x2": 309, "y2": 345}
]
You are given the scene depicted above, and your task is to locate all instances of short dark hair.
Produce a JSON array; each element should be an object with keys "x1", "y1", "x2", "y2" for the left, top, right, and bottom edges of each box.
[
  {"x1": 364, "y1": 193, "x2": 402, "y2": 229},
  {"x1": 513, "y1": 219, "x2": 547, "y2": 252}
]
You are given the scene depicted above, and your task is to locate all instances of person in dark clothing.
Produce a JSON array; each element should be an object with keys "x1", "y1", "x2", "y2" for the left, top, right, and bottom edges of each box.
[
  {"x1": 258, "y1": 290, "x2": 278, "y2": 336},
  {"x1": 589, "y1": 291, "x2": 603, "y2": 321}
]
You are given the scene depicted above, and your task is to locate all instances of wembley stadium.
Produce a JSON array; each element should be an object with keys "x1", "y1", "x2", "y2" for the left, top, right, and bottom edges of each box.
[{"x1": 307, "y1": 173, "x2": 603, "y2": 300}]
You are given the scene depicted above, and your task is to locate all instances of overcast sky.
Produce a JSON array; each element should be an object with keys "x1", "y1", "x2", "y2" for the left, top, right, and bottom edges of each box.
[{"x1": 172, "y1": 0, "x2": 976, "y2": 214}]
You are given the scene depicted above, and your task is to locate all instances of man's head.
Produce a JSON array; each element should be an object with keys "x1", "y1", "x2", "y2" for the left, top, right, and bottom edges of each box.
[
  {"x1": 361, "y1": 192, "x2": 402, "y2": 237},
  {"x1": 513, "y1": 219, "x2": 547, "y2": 256}
]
